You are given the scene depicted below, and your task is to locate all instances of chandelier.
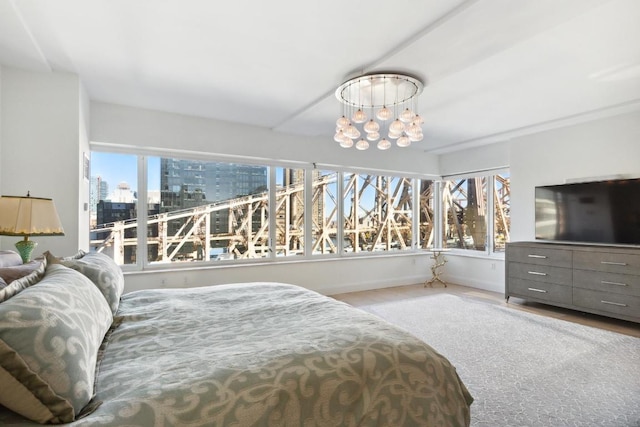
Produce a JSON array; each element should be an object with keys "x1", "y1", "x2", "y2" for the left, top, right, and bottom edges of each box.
[{"x1": 334, "y1": 72, "x2": 424, "y2": 150}]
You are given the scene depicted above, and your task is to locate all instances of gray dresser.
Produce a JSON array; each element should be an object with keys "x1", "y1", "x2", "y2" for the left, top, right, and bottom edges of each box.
[{"x1": 505, "y1": 242, "x2": 640, "y2": 323}]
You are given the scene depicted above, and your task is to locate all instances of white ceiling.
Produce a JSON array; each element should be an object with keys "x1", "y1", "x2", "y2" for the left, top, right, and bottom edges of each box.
[{"x1": 1, "y1": 0, "x2": 639, "y2": 154}]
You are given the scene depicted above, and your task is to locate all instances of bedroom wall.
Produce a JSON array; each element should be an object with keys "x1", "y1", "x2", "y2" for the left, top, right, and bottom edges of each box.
[
  {"x1": 509, "y1": 110, "x2": 640, "y2": 241},
  {"x1": 0, "y1": 66, "x2": 3, "y2": 193},
  {"x1": 90, "y1": 102, "x2": 440, "y2": 176},
  {"x1": 0, "y1": 67, "x2": 86, "y2": 256},
  {"x1": 437, "y1": 110, "x2": 640, "y2": 294},
  {"x1": 91, "y1": 102, "x2": 442, "y2": 295}
]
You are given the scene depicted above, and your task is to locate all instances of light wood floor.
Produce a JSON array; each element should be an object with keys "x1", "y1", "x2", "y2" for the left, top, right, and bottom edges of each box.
[{"x1": 332, "y1": 282, "x2": 640, "y2": 338}]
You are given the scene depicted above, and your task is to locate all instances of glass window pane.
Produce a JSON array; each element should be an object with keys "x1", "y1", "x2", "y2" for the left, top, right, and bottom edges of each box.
[
  {"x1": 147, "y1": 157, "x2": 268, "y2": 264},
  {"x1": 419, "y1": 179, "x2": 435, "y2": 249},
  {"x1": 343, "y1": 173, "x2": 412, "y2": 253},
  {"x1": 89, "y1": 152, "x2": 138, "y2": 265},
  {"x1": 442, "y1": 177, "x2": 488, "y2": 251},
  {"x1": 493, "y1": 172, "x2": 511, "y2": 252},
  {"x1": 275, "y1": 167, "x2": 305, "y2": 257},
  {"x1": 311, "y1": 170, "x2": 339, "y2": 254}
]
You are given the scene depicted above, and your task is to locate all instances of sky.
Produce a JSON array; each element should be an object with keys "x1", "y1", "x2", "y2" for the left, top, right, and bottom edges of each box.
[{"x1": 91, "y1": 152, "x2": 160, "y2": 192}]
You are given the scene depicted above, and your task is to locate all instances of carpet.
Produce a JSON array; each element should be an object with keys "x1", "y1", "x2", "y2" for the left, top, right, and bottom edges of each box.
[{"x1": 360, "y1": 294, "x2": 640, "y2": 427}]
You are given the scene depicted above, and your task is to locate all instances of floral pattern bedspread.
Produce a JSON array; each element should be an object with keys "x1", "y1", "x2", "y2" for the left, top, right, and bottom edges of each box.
[{"x1": 1, "y1": 282, "x2": 472, "y2": 426}]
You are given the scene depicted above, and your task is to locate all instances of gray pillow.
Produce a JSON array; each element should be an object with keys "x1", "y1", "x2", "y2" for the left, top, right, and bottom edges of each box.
[
  {"x1": 0, "y1": 259, "x2": 45, "y2": 284},
  {"x1": 0, "y1": 250, "x2": 22, "y2": 267},
  {"x1": 48, "y1": 251, "x2": 124, "y2": 315},
  {"x1": 0, "y1": 258, "x2": 47, "y2": 303},
  {"x1": 0, "y1": 264, "x2": 113, "y2": 424}
]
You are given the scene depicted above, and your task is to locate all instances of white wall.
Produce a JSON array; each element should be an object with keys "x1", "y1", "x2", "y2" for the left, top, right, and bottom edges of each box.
[
  {"x1": 90, "y1": 102, "x2": 440, "y2": 176},
  {"x1": 125, "y1": 254, "x2": 431, "y2": 296},
  {"x1": 0, "y1": 66, "x2": 2, "y2": 193},
  {"x1": 78, "y1": 82, "x2": 91, "y2": 251},
  {"x1": 90, "y1": 102, "x2": 444, "y2": 295},
  {"x1": 510, "y1": 110, "x2": 640, "y2": 242},
  {"x1": 436, "y1": 110, "x2": 640, "y2": 295},
  {"x1": 2, "y1": 67, "x2": 638, "y2": 297},
  {"x1": 0, "y1": 67, "x2": 85, "y2": 256}
]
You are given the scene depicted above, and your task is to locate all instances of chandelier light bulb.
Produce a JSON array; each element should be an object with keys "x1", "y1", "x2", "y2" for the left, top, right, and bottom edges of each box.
[
  {"x1": 366, "y1": 131, "x2": 380, "y2": 141},
  {"x1": 377, "y1": 138, "x2": 391, "y2": 150},
  {"x1": 344, "y1": 124, "x2": 360, "y2": 139},
  {"x1": 352, "y1": 109, "x2": 367, "y2": 123},
  {"x1": 334, "y1": 129, "x2": 346, "y2": 143},
  {"x1": 363, "y1": 119, "x2": 380, "y2": 133},
  {"x1": 339, "y1": 136, "x2": 354, "y2": 148},
  {"x1": 389, "y1": 119, "x2": 405, "y2": 134},
  {"x1": 409, "y1": 132, "x2": 424, "y2": 142},
  {"x1": 336, "y1": 115, "x2": 350, "y2": 128},
  {"x1": 400, "y1": 108, "x2": 415, "y2": 123},
  {"x1": 396, "y1": 135, "x2": 411, "y2": 147},
  {"x1": 388, "y1": 130, "x2": 401, "y2": 139},
  {"x1": 413, "y1": 114, "x2": 425, "y2": 125},
  {"x1": 406, "y1": 123, "x2": 421, "y2": 137},
  {"x1": 355, "y1": 139, "x2": 369, "y2": 150},
  {"x1": 376, "y1": 106, "x2": 393, "y2": 121}
]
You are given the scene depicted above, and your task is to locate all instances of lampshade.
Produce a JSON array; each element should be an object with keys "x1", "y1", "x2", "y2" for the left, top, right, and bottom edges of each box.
[
  {"x1": 0, "y1": 194, "x2": 65, "y2": 262},
  {"x1": 334, "y1": 72, "x2": 424, "y2": 151}
]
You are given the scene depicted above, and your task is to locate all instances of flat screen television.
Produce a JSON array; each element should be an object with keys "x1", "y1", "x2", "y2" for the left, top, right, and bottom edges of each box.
[{"x1": 535, "y1": 178, "x2": 640, "y2": 246}]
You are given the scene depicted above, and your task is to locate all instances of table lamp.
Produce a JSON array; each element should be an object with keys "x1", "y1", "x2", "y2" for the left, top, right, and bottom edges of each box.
[{"x1": 0, "y1": 192, "x2": 65, "y2": 263}]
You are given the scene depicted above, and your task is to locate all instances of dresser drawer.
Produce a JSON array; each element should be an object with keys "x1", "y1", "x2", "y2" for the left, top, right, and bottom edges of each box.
[
  {"x1": 573, "y1": 251, "x2": 640, "y2": 276},
  {"x1": 573, "y1": 269, "x2": 640, "y2": 297},
  {"x1": 573, "y1": 288, "x2": 640, "y2": 320},
  {"x1": 508, "y1": 262, "x2": 572, "y2": 285},
  {"x1": 508, "y1": 278, "x2": 572, "y2": 305},
  {"x1": 507, "y1": 245, "x2": 571, "y2": 268}
]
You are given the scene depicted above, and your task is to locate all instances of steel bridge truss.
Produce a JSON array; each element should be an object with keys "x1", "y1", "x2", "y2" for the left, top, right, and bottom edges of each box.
[{"x1": 91, "y1": 173, "x2": 436, "y2": 264}]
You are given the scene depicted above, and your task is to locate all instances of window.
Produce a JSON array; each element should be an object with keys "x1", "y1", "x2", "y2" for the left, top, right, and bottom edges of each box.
[
  {"x1": 89, "y1": 153, "x2": 138, "y2": 265},
  {"x1": 342, "y1": 173, "x2": 413, "y2": 253},
  {"x1": 440, "y1": 171, "x2": 510, "y2": 254},
  {"x1": 442, "y1": 177, "x2": 488, "y2": 251},
  {"x1": 90, "y1": 149, "x2": 509, "y2": 267},
  {"x1": 311, "y1": 170, "x2": 339, "y2": 254},
  {"x1": 419, "y1": 179, "x2": 436, "y2": 249},
  {"x1": 149, "y1": 157, "x2": 269, "y2": 263},
  {"x1": 275, "y1": 167, "x2": 305, "y2": 257},
  {"x1": 493, "y1": 172, "x2": 511, "y2": 252}
]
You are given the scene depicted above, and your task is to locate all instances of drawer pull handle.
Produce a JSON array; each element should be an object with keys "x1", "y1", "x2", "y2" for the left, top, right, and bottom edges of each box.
[
  {"x1": 527, "y1": 287, "x2": 547, "y2": 293},
  {"x1": 528, "y1": 254, "x2": 547, "y2": 259},
  {"x1": 600, "y1": 300, "x2": 628, "y2": 307},
  {"x1": 528, "y1": 271, "x2": 547, "y2": 276},
  {"x1": 600, "y1": 261, "x2": 627, "y2": 266},
  {"x1": 601, "y1": 280, "x2": 628, "y2": 287}
]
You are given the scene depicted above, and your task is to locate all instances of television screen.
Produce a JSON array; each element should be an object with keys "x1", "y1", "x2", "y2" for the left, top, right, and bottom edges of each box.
[{"x1": 535, "y1": 178, "x2": 640, "y2": 246}]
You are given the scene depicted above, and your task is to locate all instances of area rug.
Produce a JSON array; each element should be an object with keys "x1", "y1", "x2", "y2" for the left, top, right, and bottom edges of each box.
[{"x1": 360, "y1": 294, "x2": 640, "y2": 427}]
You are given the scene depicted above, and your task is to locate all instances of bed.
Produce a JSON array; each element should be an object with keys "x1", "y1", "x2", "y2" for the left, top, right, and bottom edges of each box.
[{"x1": 0, "y1": 250, "x2": 473, "y2": 426}]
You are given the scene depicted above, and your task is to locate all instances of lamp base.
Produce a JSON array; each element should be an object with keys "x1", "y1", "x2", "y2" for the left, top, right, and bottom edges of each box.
[{"x1": 15, "y1": 239, "x2": 37, "y2": 263}]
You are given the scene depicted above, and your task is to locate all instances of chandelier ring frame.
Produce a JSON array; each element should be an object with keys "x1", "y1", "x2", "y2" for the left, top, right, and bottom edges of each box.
[{"x1": 335, "y1": 73, "x2": 424, "y2": 108}]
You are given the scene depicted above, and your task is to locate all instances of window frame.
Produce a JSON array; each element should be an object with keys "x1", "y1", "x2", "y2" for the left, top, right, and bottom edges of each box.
[
  {"x1": 89, "y1": 144, "x2": 508, "y2": 271},
  {"x1": 438, "y1": 168, "x2": 510, "y2": 258}
]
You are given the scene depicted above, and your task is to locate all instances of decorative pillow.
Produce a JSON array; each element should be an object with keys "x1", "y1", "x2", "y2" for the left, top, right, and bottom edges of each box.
[
  {"x1": 0, "y1": 250, "x2": 23, "y2": 267},
  {"x1": 0, "y1": 264, "x2": 113, "y2": 424},
  {"x1": 0, "y1": 259, "x2": 47, "y2": 303},
  {"x1": 0, "y1": 259, "x2": 45, "y2": 284},
  {"x1": 48, "y1": 251, "x2": 124, "y2": 315}
]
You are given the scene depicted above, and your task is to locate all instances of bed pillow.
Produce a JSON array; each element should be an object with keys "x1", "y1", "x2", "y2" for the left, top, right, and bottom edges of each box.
[
  {"x1": 0, "y1": 250, "x2": 23, "y2": 267},
  {"x1": 0, "y1": 259, "x2": 45, "y2": 284},
  {"x1": 49, "y1": 251, "x2": 124, "y2": 315},
  {"x1": 0, "y1": 259, "x2": 47, "y2": 303},
  {"x1": 0, "y1": 264, "x2": 113, "y2": 424}
]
